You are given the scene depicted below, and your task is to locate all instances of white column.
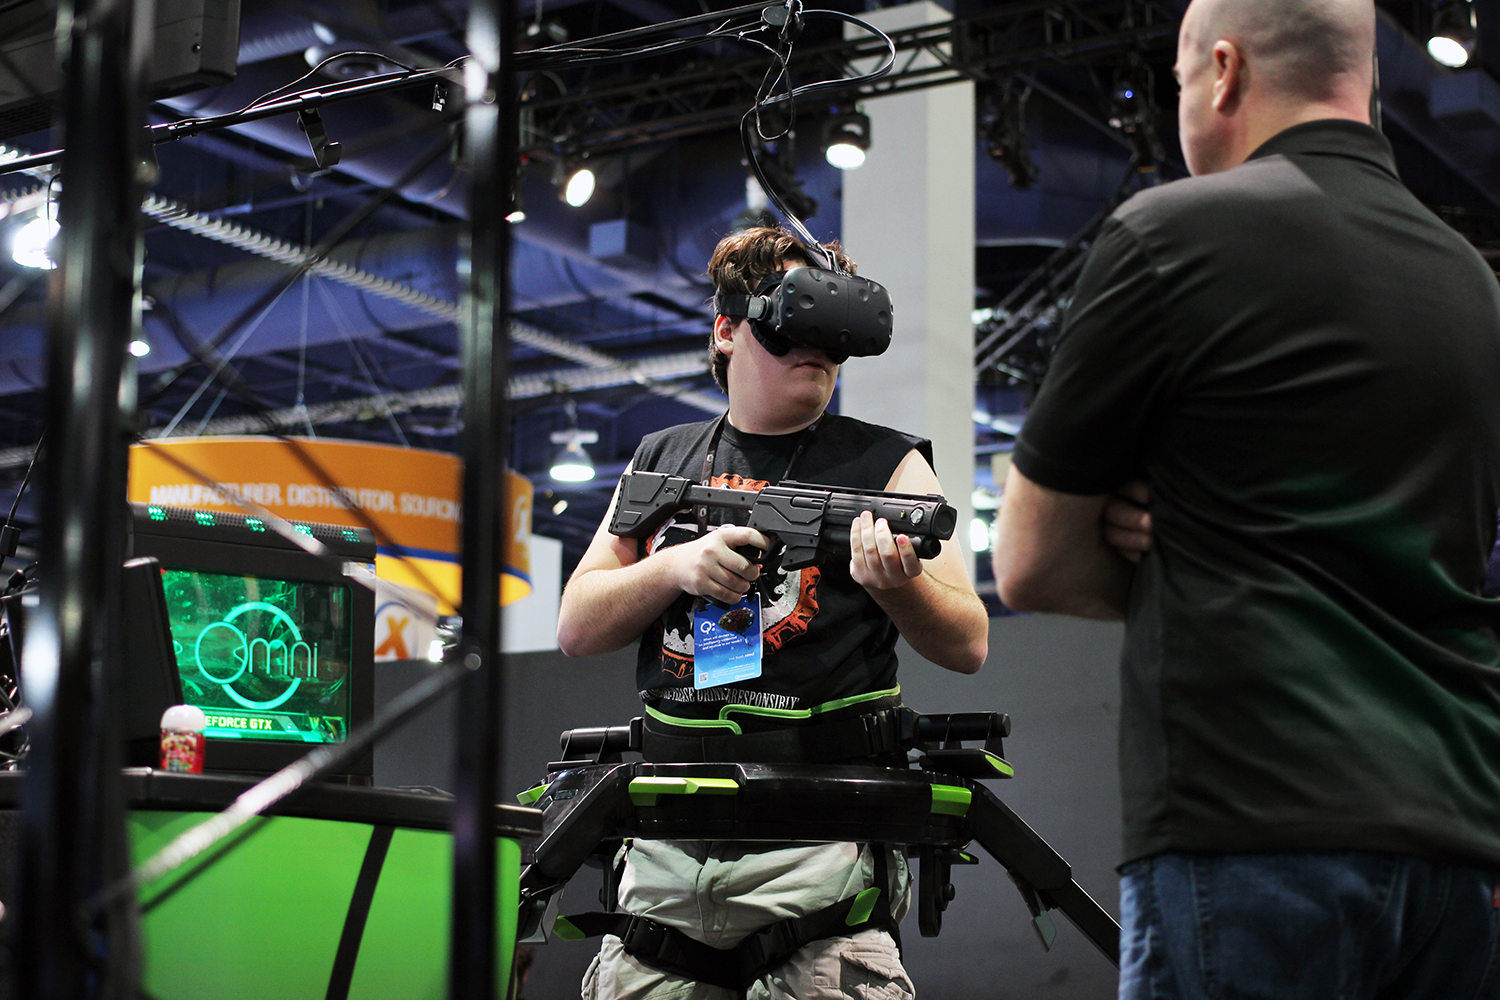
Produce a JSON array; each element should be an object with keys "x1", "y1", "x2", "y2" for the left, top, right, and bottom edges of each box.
[
  {"x1": 839, "y1": 1, "x2": 976, "y2": 577},
  {"x1": 503, "y1": 534, "x2": 563, "y2": 652}
]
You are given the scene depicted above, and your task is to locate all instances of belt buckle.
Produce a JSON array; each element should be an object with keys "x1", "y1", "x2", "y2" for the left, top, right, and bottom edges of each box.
[
  {"x1": 619, "y1": 913, "x2": 668, "y2": 958},
  {"x1": 738, "y1": 919, "x2": 799, "y2": 979},
  {"x1": 861, "y1": 710, "x2": 894, "y2": 755}
]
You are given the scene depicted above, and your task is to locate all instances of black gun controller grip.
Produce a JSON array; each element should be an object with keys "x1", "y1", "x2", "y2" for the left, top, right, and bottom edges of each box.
[
  {"x1": 908, "y1": 535, "x2": 942, "y2": 559},
  {"x1": 733, "y1": 543, "x2": 765, "y2": 565}
]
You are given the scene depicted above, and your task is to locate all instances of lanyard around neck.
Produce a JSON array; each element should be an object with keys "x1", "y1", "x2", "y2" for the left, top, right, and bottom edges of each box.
[{"x1": 696, "y1": 412, "x2": 822, "y2": 533}]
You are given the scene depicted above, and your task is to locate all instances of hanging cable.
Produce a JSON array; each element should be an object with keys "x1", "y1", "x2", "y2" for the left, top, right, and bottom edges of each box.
[
  {"x1": 189, "y1": 385, "x2": 231, "y2": 437},
  {"x1": 157, "y1": 300, "x2": 278, "y2": 438},
  {"x1": 0, "y1": 427, "x2": 42, "y2": 567},
  {"x1": 738, "y1": 5, "x2": 896, "y2": 271},
  {"x1": 311, "y1": 277, "x2": 413, "y2": 446}
]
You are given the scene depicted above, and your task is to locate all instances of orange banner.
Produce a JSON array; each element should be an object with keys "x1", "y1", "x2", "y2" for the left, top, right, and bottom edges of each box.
[{"x1": 127, "y1": 437, "x2": 532, "y2": 612}]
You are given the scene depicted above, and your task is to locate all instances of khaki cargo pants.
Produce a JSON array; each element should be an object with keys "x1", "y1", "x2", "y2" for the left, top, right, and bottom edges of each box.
[{"x1": 582, "y1": 839, "x2": 914, "y2": 1000}]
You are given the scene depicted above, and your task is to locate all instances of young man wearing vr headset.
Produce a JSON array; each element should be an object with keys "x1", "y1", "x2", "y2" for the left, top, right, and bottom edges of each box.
[{"x1": 557, "y1": 226, "x2": 989, "y2": 999}]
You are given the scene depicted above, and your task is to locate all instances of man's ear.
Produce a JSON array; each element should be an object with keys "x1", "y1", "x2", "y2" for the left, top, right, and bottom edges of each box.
[
  {"x1": 1211, "y1": 40, "x2": 1244, "y2": 114},
  {"x1": 712, "y1": 314, "x2": 737, "y2": 356}
]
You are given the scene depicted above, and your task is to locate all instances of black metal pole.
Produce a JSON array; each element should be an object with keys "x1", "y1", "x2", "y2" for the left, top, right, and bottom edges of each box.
[
  {"x1": 15, "y1": 0, "x2": 153, "y2": 995},
  {"x1": 450, "y1": 0, "x2": 514, "y2": 993}
]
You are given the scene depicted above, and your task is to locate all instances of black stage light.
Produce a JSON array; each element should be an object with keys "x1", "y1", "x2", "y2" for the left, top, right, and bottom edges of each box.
[
  {"x1": 822, "y1": 111, "x2": 871, "y2": 170},
  {"x1": 1429, "y1": 0, "x2": 1476, "y2": 67},
  {"x1": 554, "y1": 157, "x2": 596, "y2": 207}
]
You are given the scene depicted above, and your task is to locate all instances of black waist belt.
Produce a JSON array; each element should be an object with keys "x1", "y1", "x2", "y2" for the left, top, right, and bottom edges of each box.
[
  {"x1": 558, "y1": 846, "x2": 900, "y2": 992},
  {"x1": 641, "y1": 707, "x2": 905, "y2": 765}
]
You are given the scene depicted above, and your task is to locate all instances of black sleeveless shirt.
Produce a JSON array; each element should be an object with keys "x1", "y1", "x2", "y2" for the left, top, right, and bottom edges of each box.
[{"x1": 629, "y1": 414, "x2": 929, "y2": 722}]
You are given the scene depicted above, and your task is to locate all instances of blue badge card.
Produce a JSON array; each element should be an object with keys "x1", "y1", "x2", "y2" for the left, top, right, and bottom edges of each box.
[{"x1": 692, "y1": 593, "x2": 762, "y2": 690}]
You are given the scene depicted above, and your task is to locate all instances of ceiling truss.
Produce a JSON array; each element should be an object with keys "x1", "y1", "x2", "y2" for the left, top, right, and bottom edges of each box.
[{"x1": 522, "y1": 0, "x2": 1179, "y2": 157}]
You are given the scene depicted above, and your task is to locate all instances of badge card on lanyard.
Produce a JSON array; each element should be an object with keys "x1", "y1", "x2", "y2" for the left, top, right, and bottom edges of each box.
[{"x1": 693, "y1": 591, "x2": 762, "y2": 690}]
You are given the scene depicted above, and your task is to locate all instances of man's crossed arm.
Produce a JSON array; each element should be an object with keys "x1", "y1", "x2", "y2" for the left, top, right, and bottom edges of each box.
[{"x1": 993, "y1": 464, "x2": 1152, "y2": 621}]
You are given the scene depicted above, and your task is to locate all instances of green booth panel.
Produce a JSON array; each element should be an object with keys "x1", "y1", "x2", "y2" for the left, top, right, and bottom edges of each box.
[
  {"x1": 0, "y1": 772, "x2": 540, "y2": 1000},
  {"x1": 131, "y1": 811, "x2": 523, "y2": 1000}
]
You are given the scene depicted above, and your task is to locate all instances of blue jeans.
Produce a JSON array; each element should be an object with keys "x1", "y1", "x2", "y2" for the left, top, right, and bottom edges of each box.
[{"x1": 1119, "y1": 851, "x2": 1500, "y2": 1000}]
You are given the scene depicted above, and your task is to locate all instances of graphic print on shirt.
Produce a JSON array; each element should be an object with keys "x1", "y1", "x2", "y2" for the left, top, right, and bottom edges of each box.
[{"x1": 644, "y1": 473, "x2": 821, "y2": 681}]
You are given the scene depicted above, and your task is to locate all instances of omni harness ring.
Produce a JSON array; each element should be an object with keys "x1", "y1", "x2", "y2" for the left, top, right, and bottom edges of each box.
[{"x1": 515, "y1": 707, "x2": 1120, "y2": 992}]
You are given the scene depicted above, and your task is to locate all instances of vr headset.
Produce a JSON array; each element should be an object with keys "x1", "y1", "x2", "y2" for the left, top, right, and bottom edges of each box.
[{"x1": 713, "y1": 266, "x2": 893, "y2": 364}]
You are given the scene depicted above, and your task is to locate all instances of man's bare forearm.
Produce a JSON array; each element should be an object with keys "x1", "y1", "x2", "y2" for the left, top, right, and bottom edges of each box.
[
  {"x1": 1001, "y1": 549, "x2": 1131, "y2": 620},
  {"x1": 869, "y1": 571, "x2": 990, "y2": 673},
  {"x1": 994, "y1": 465, "x2": 1133, "y2": 621}
]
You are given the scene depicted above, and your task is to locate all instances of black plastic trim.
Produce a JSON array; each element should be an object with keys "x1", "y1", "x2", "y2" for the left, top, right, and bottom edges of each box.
[{"x1": 0, "y1": 771, "x2": 544, "y2": 839}]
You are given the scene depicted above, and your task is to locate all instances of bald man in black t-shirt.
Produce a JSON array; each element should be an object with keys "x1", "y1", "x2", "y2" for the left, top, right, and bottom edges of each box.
[{"x1": 996, "y1": 0, "x2": 1500, "y2": 997}]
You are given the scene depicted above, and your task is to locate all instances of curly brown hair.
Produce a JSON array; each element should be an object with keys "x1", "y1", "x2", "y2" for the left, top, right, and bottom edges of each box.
[{"x1": 706, "y1": 227, "x2": 856, "y2": 392}]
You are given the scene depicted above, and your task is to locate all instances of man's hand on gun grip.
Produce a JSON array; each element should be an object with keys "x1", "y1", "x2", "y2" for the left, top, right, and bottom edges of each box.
[
  {"x1": 849, "y1": 510, "x2": 923, "y2": 591},
  {"x1": 1102, "y1": 480, "x2": 1152, "y2": 564},
  {"x1": 668, "y1": 524, "x2": 770, "y2": 605}
]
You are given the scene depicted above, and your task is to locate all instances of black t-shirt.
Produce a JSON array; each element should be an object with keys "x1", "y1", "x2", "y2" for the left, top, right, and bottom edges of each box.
[
  {"x1": 1015, "y1": 120, "x2": 1500, "y2": 867},
  {"x1": 628, "y1": 413, "x2": 927, "y2": 725}
]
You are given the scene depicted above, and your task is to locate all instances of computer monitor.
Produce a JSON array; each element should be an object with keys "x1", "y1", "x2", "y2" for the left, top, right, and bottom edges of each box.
[
  {"x1": 121, "y1": 555, "x2": 186, "y2": 766},
  {"x1": 127, "y1": 502, "x2": 376, "y2": 779}
]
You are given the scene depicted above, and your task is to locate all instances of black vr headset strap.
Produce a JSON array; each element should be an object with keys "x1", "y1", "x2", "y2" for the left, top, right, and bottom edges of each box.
[
  {"x1": 712, "y1": 294, "x2": 770, "y2": 322},
  {"x1": 714, "y1": 273, "x2": 793, "y2": 357}
]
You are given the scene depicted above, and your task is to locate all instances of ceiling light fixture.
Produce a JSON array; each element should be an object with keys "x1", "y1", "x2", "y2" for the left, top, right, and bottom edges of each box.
[
  {"x1": 11, "y1": 213, "x2": 57, "y2": 270},
  {"x1": 507, "y1": 159, "x2": 528, "y2": 223},
  {"x1": 1428, "y1": 0, "x2": 1476, "y2": 67},
  {"x1": 549, "y1": 400, "x2": 598, "y2": 482},
  {"x1": 979, "y1": 83, "x2": 1039, "y2": 190},
  {"x1": 562, "y1": 165, "x2": 596, "y2": 207},
  {"x1": 822, "y1": 111, "x2": 871, "y2": 170},
  {"x1": 522, "y1": 18, "x2": 569, "y2": 50},
  {"x1": 549, "y1": 433, "x2": 597, "y2": 481},
  {"x1": 1428, "y1": 32, "x2": 1472, "y2": 67}
]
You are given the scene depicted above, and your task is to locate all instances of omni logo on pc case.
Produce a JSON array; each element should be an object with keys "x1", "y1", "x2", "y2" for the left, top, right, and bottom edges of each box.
[{"x1": 188, "y1": 601, "x2": 323, "y2": 711}]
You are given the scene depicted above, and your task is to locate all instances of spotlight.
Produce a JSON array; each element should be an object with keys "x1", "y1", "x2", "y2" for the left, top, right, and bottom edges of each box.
[
  {"x1": 980, "y1": 84, "x2": 1039, "y2": 190},
  {"x1": 521, "y1": 18, "x2": 568, "y2": 50},
  {"x1": 1428, "y1": 1, "x2": 1476, "y2": 67},
  {"x1": 822, "y1": 111, "x2": 871, "y2": 170},
  {"x1": 11, "y1": 214, "x2": 57, "y2": 270},
  {"x1": 550, "y1": 401, "x2": 599, "y2": 482},
  {"x1": 1428, "y1": 34, "x2": 1470, "y2": 66},
  {"x1": 507, "y1": 159, "x2": 528, "y2": 223},
  {"x1": 549, "y1": 434, "x2": 597, "y2": 482},
  {"x1": 562, "y1": 165, "x2": 595, "y2": 207},
  {"x1": 128, "y1": 339, "x2": 151, "y2": 357},
  {"x1": 1107, "y1": 68, "x2": 1166, "y2": 172}
]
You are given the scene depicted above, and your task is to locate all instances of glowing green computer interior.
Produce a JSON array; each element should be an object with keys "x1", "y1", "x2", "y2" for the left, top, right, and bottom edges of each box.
[{"x1": 159, "y1": 568, "x2": 353, "y2": 744}]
